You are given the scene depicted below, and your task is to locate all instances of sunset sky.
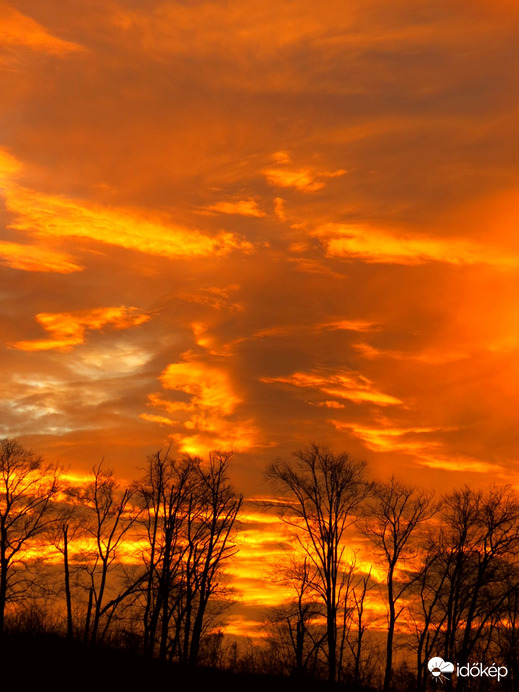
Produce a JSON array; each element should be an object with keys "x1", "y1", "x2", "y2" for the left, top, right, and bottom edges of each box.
[{"x1": 2, "y1": 0, "x2": 519, "y2": 636}]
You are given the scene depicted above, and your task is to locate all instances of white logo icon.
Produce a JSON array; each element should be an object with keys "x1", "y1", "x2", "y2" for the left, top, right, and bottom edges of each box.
[{"x1": 428, "y1": 657, "x2": 454, "y2": 683}]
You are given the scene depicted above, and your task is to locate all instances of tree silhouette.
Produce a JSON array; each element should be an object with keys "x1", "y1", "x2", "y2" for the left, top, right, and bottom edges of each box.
[
  {"x1": 184, "y1": 451, "x2": 242, "y2": 664},
  {"x1": 413, "y1": 485, "x2": 519, "y2": 691},
  {"x1": 135, "y1": 449, "x2": 241, "y2": 663},
  {"x1": 362, "y1": 476, "x2": 435, "y2": 692},
  {"x1": 53, "y1": 512, "x2": 79, "y2": 639},
  {"x1": 266, "y1": 443, "x2": 371, "y2": 683},
  {"x1": 75, "y1": 461, "x2": 141, "y2": 645},
  {"x1": 263, "y1": 557, "x2": 326, "y2": 679},
  {"x1": 0, "y1": 438, "x2": 61, "y2": 635},
  {"x1": 135, "y1": 449, "x2": 193, "y2": 659}
]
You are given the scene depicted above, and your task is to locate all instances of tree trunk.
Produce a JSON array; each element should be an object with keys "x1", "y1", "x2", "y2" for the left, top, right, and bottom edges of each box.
[
  {"x1": 327, "y1": 601, "x2": 337, "y2": 682},
  {"x1": 63, "y1": 525, "x2": 73, "y2": 639},
  {"x1": 90, "y1": 560, "x2": 108, "y2": 645},
  {"x1": 383, "y1": 565, "x2": 396, "y2": 692},
  {"x1": 84, "y1": 586, "x2": 93, "y2": 645}
]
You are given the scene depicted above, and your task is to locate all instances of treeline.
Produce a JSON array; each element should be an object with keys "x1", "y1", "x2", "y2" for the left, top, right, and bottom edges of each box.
[
  {"x1": 1, "y1": 438, "x2": 519, "y2": 691},
  {"x1": 261, "y1": 445, "x2": 519, "y2": 691},
  {"x1": 0, "y1": 438, "x2": 241, "y2": 667}
]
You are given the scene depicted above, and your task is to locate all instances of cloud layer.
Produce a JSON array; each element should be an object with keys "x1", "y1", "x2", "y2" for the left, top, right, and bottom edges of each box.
[{"x1": 2, "y1": 0, "x2": 519, "y2": 632}]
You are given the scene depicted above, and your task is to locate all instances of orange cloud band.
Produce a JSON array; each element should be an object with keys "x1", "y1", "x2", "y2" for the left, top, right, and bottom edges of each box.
[{"x1": 11, "y1": 306, "x2": 150, "y2": 352}]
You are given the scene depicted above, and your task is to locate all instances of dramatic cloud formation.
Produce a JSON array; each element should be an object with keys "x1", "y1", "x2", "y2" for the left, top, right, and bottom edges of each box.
[
  {"x1": 6, "y1": 185, "x2": 252, "y2": 260},
  {"x1": 262, "y1": 370, "x2": 402, "y2": 407},
  {"x1": 142, "y1": 355, "x2": 260, "y2": 455},
  {"x1": 2, "y1": 0, "x2": 519, "y2": 637},
  {"x1": 263, "y1": 157, "x2": 346, "y2": 193},
  {"x1": 313, "y1": 224, "x2": 519, "y2": 267},
  {"x1": 11, "y1": 306, "x2": 150, "y2": 351},
  {"x1": 0, "y1": 241, "x2": 81, "y2": 273}
]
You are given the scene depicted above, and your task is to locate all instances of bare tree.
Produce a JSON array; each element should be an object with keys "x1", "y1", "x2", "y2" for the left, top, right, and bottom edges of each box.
[
  {"x1": 135, "y1": 449, "x2": 195, "y2": 659},
  {"x1": 183, "y1": 451, "x2": 242, "y2": 665},
  {"x1": 74, "y1": 461, "x2": 141, "y2": 645},
  {"x1": 266, "y1": 443, "x2": 371, "y2": 682},
  {"x1": 412, "y1": 485, "x2": 519, "y2": 691},
  {"x1": 263, "y1": 558, "x2": 326, "y2": 679},
  {"x1": 496, "y1": 567, "x2": 519, "y2": 691},
  {"x1": 346, "y1": 565, "x2": 375, "y2": 687},
  {"x1": 52, "y1": 507, "x2": 83, "y2": 639},
  {"x1": 0, "y1": 438, "x2": 61, "y2": 635},
  {"x1": 135, "y1": 449, "x2": 242, "y2": 663},
  {"x1": 363, "y1": 476, "x2": 435, "y2": 692}
]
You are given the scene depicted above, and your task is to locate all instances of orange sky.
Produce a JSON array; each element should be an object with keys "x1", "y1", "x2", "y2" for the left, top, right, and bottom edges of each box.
[{"x1": 2, "y1": 0, "x2": 519, "y2": 635}]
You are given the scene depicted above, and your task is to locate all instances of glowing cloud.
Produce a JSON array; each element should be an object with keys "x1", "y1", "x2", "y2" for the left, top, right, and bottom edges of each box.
[
  {"x1": 0, "y1": 4, "x2": 83, "y2": 55},
  {"x1": 353, "y1": 342, "x2": 469, "y2": 364},
  {"x1": 5, "y1": 186, "x2": 253, "y2": 260},
  {"x1": 177, "y1": 285, "x2": 243, "y2": 313},
  {"x1": 416, "y1": 454, "x2": 508, "y2": 475},
  {"x1": 263, "y1": 152, "x2": 346, "y2": 192},
  {"x1": 160, "y1": 361, "x2": 240, "y2": 416},
  {"x1": 273, "y1": 197, "x2": 286, "y2": 222},
  {"x1": 313, "y1": 224, "x2": 519, "y2": 266},
  {"x1": 251, "y1": 319, "x2": 377, "y2": 340},
  {"x1": 261, "y1": 370, "x2": 402, "y2": 406},
  {"x1": 11, "y1": 306, "x2": 150, "y2": 352},
  {"x1": 0, "y1": 148, "x2": 22, "y2": 182},
  {"x1": 334, "y1": 422, "x2": 444, "y2": 454},
  {"x1": 206, "y1": 198, "x2": 266, "y2": 217},
  {"x1": 0, "y1": 241, "x2": 81, "y2": 273},
  {"x1": 143, "y1": 357, "x2": 258, "y2": 454}
]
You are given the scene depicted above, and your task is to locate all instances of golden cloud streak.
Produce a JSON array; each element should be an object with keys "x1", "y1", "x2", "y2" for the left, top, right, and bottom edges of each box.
[
  {"x1": 0, "y1": 151, "x2": 82, "y2": 273},
  {"x1": 217, "y1": 318, "x2": 378, "y2": 354},
  {"x1": 263, "y1": 167, "x2": 326, "y2": 192},
  {"x1": 263, "y1": 167, "x2": 346, "y2": 192},
  {"x1": 334, "y1": 421, "x2": 444, "y2": 454},
  {"x1": 313, "y1": 224, "x2": 519, "y2": 266},
  {"x1": 143, "y1": 358, "x2": 259, "y2": 455},
  {"x1": 262, "y1": 370, "x2": 402, "y2": 406},
  {"x1": 0, "y1": 148, "x2": 22, "y2": 181},
  {"x1": 11, "y1": 306, "x2": 150, "y2": 352},
  {"x1": 206, "y1": 198, "x2": 266, "y2": 217},
  {"x1": 0, "y1": 241, "x2": 81, "y2": 273},
  {"x1": 263, "y1": 151, "x2": 346, "y2": 192},
  {"x1": 353, "y1": 341, "x2": 470, "y2": 364},
  {"x1": 5, "y1": 185, "x2": 253, "y2": 260},
  {"x1": 160, "y1": 361, "x2": 241, "y2": 416},
  {"x1": 416, "y1": 454, "x2": 508, "y2": 475},
  {"x1": 0, "y1": 4, "x2": 83, "y2": 55},
  {"x1": 177, "y1": 285, "x2": 243, "y2": 313},
  {"x1": 222, "y1": 616, "x2": 267, "y2": 638}
]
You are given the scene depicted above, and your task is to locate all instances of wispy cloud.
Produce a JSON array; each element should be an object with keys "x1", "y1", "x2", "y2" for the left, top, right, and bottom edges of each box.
[
  {"x1": 313, "y1": 224, "x2": 519, "y2": 267},
  {"x1": 11, "y1": 306, "x2": 150, "y2": 352},
  {"x1": 177, "y1": 285, "x2": 244, "y2": 313},
  {"x1": 6, "y1": 185, "x2": 253, "y2": 260},
  {"x1": 416, "y1": 453, "x2": 510, "y2": 476},
  {"x1": 263, "y1": 151, "x2": 346, "y2": 192},
  {"x1": 206, "y1": 198, "x2": 266, "y2": 217},
  {"x1": 251, "y1": 319, "x2": 377, "y2": 340},
  {"x1": 262, "y1": 370, "x2": 401, "y2": 406},
  {"x1": 334, "y1": 421, "x2": 444, "y2": 454},
  {"x1": 352, "y1": 342, "x2": 471, "y2": 364},
  {"x1": 0, "y1": 241, "x2": 81, "y2": 273},
  {"x1": 142, "y1": 355, "x2": 259, "y2": 455},
  {"x1": 0, "y1": 3, "x2": 83, "y2": 55}
]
